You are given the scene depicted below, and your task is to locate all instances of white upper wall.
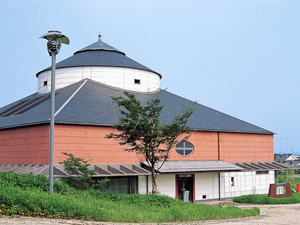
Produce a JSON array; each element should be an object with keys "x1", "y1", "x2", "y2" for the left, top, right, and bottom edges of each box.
[{"x1": 38, "y1": 66, "x2": 161, "y2": 94}]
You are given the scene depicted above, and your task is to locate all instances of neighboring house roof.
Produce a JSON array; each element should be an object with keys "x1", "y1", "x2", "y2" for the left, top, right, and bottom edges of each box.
[
  {"x1": 285, "y1": 155, "x2": 300, "y2": 161},
  {"x1": 36, "y1": 40, "x2": 161, "y2": 78},
  {"x1": 0, "y1": 79, "x2": 273, "y2": 134},
  {"x1": 275, "y1": 154, "x2": 293, "y2": 162}
]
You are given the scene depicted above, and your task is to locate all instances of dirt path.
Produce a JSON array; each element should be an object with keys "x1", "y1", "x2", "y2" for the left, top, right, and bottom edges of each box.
[
  {"x1": 0, "y1": 203, "x2": 299, "y2": 224},
  {"x1": 200, "y1": 203, "x2": 300, "y2": 224}
]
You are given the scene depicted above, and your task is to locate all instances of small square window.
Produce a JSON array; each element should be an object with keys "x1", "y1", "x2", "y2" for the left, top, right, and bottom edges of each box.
[
  {"x1": 202, "y1": 195, "x2": 206, "y2": 199},
  {"x1": 134, "y1": 79, "x2": 141, "y2": 84},
  {"x1": 43, "y1": 81, "x2": 48, "y2": 86}
]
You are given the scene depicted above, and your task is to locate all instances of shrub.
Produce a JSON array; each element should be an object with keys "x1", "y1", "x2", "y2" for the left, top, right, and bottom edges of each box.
[
  {"x1": 0, "y1": 171, "x2": 260, "y2": 222},
  {"x1": 0, "y1": 171, "x2": 73, "y2": 194},
  {"x1": 59, "y1": 152, "x2": 109, "y2": 190},
  {"x1": 275, "y1": 170, "x2": 294, "y2": 183},
  {"x1": 233, "y1": 193, "x2": 300, "y2": 204}
]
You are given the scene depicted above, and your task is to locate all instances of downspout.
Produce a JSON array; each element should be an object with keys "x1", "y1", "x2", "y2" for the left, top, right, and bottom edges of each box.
[
  {"x1": 218, "y1": 132, "x2": 221, "y2": 200},
  {"x1": 146, "y1": 175, "x2": 149, "y2": 194},
  {"x1": 129, "y1": 176, "x2": 131, "y2": 194},
  {"x1": 218, "y1": 173, "x2": 221, "y2": 201},
  {"x1": 218, "y1": 132, "x2": 220, "y2": 160}
]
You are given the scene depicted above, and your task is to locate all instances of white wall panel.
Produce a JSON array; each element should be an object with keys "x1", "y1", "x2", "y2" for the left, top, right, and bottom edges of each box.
[
  {"x1": 222, "y1": 171, "x2": 274, "y2": 198},
  {"x1": 138, "y1": 176, "x2": 148, "y2": 194},
  {"x1": 195, "y1": 173, "x2": 219, "y2": 200},
  {"x1": 145, "y1": 175, "x2": 176, "y2": 198},
  {"x1": 38, "y1": 66, "x2": 161, "y2": 94},
  {"x1": 138, "y1": 171, "x2": 275, "y2": 201}
]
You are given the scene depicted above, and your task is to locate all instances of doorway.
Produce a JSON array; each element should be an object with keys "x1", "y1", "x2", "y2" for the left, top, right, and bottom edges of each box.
[{"x1": 177, "y1": 175, "x2": 194, "y2": 202}]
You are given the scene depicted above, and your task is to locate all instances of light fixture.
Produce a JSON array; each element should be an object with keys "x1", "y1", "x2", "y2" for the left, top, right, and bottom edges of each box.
[{"x1": 40, "y1": 30, "x2": 69, "y2": 194}]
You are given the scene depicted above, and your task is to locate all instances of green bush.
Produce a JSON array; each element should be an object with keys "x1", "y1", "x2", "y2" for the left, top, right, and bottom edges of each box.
[
  {"x1": 59, "y1": 152, "x2": 109, "y2": 190},
  {"x1": 234, "y1": 178, "x2": 300, "y2": 205},
  {"x1": 0, "y1": 171, "x2": 74, "y2": 194},
  {"x1": 275, "y1": 170, "x2": 295, "y2": 183},
  {"x1": 0, "y1": 184, "x2": 260, "y2": 222},
  {"x1": 233, "y1": 193, "x2": 300, "y2": 204}
]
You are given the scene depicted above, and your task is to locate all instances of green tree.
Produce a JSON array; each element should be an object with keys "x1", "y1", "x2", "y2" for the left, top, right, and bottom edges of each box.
[
  {"x1": 59, "y1": 152, "x2": 108, "y2": 190},
  {"x1": 106, "y1": 92, "x2": 195, "y2": 194},
  {"x1": 275, "y1": 169, "x2": 294, "y2": 183}
]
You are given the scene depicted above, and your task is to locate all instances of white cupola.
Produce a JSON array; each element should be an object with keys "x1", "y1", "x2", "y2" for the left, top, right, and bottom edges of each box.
[{"x1": 36, "y1": 35, "x2": 162, "y2": 94}]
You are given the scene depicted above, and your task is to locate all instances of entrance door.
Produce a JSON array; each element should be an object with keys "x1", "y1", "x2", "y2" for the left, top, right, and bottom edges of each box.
[{"x1": 177, "y1": 176, "x2": 193, "y2": 202}]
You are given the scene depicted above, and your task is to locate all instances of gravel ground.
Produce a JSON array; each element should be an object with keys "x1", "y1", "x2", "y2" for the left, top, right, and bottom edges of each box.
[{"x1": 0, "y1": 203, "x2": 299, "y2": 225}]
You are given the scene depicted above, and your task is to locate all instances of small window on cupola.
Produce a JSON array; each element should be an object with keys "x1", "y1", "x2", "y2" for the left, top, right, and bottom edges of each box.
[
  {"x1": 134, "y1": 79, "x2": 141, "y2": 85},
  {"x1": 43, "y1": 81, "x2": 48, "y2": 86}
]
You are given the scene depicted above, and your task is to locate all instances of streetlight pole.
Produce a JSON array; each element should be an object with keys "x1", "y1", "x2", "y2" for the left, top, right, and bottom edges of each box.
[{"x1": 40, "y1": 31, "x2": 69, "y2": 194}]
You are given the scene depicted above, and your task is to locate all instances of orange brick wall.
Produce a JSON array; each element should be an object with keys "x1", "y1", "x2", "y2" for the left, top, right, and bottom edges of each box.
[
  {"x1": 54, "y1": 125, "x2": 274, "y2": 163},
  {"x1": 54, "y1": 126, "x2": 220, "y2": 164},
  {"x1": 0, "y1": 125, "x2": 49, "y2": 164},
  {"x1": 0, "y1": 124, "x2": 274, "y2": 164},
  {"x1": 169, "y1": 132, "x2": 219, "y2": 161},
  {"x1": 219, "y1": 132, "x2": 274, "y2": 162},
  {"x1": 54, "y1": 125, "x2": 140, "y2": 164}
]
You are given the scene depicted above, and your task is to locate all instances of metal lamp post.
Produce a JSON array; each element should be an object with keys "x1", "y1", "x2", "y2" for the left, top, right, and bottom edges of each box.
[{"x1": 40, "y1": 30, "x2": 69, "y2": 194}]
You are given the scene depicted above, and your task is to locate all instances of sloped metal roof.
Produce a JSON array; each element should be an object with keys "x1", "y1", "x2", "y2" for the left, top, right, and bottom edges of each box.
[
  {"x1": 36, "y1": 41, "x2": 161, "y2": 78},
  {"x1": 0, "y1": 163, "x2": 150, "y2": 178},
  {"x1": 141, "y1": 160, "x2": 244, "y2": 173},
  {"x1": 1, "y1": 161, "x2": 297, "y2": 178},
  {"x1": 0, "y1": 79, "x2": 273, "y2": 134},
  {"x1": 75, "y1": 40, "x2": 124, "y2": 54},
  {"x1": 232, "y1": 161, "x2": 298, "y2": 171}
]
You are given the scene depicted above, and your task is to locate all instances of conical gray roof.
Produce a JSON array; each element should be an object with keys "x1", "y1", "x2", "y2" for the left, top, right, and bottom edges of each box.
[
  {"x1": 75, "y1": 40, "x2": 124, "y2": 54},
  {"x1": 36, "y1": 39, "x2": 161, "y2": 78}
]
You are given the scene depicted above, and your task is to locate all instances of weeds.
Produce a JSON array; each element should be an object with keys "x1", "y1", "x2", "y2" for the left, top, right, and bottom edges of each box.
[
  {"x1": 0, "y1": 171, "x2": 260, "y2": 222},
  {"x1": 233, "y1": 193, "x2": 300, "y2": 204}
]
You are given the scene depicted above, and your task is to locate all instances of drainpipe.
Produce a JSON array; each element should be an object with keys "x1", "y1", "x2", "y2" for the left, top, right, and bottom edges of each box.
[
  {"x1": 146, "y1": 175, "x2": 149, "y2": 194},
  {"x1": 218, "y1": 132, "x2": 221, "y2": 200},
  {"x1": 218, "y1": 173, "x2": 221, "y2": 201},
  {"x1": 218, "y1": 132, "x2": 220, "y2": 161}
]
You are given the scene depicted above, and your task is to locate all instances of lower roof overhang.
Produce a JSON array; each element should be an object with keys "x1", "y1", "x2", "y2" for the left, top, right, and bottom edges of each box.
[
  {"x1": 232, "y1": 161, "x2": 300, "y2": 171},
  {"x1": 141, "y1": 160, "x2": 244, "y2": 173},
  {"x1": 1, "y1": 161, "x2": 298, "y2": 178},
  {"x1": 0, "y1": 163, "x2": 151, "y2": 178}
]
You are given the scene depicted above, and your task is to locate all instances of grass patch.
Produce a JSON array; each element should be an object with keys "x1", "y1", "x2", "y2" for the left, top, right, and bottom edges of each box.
[
  {"x1": 233, "y1": 193, "x2": 300, "y2": 204},
  {"x1": 0, "y1": 171, "x2": 260, "y2": 222},
  {"x1": 234, "y1": 178, "x2": 300, "y2": 204}
]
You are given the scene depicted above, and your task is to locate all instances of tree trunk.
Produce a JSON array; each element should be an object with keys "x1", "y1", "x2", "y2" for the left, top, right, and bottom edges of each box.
[{"x1": 151, "y1": 167, "x2": 157, "y2": 194}]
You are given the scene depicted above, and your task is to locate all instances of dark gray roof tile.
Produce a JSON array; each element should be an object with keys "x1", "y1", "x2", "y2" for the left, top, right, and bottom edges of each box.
[
  {"x1": 36, "y1": 50, "x2": 161, "y2": 78},
  {"x1": 0, "y1": 79, "x2": 273, "y2": 134}
]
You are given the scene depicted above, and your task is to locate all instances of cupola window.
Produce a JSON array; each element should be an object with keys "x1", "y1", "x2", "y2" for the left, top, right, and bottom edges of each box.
[
  {"x1": 43, "y1": 81, "x2": 48, "y2": 86},
  {"x1": 176, "y1": 141, "x2": 194, "y2": 156}
]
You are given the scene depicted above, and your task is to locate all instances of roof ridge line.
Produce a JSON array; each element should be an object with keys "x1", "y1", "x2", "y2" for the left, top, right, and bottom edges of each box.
[{"x1": 53, "y1": 79, "x2": 88, "y2": 118}]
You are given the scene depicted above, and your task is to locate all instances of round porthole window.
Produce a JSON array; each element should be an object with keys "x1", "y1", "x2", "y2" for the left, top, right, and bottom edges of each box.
[{"x1": 176, "y1": 141, "x2": 194, "y2": 156}]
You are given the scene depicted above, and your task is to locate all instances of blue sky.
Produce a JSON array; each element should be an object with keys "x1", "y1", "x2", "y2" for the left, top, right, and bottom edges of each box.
[{"x1": 0, "y1": 0, "x2": 299, "y2": 154}]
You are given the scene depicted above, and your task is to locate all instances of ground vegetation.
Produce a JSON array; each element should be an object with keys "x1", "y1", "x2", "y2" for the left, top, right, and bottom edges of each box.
[
  {"x1": 233, "y1": 178, "x2": 300, "y2": 204},
  {"x1": 0, "y1": 171, "x2": 260, "y2": 222}
]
